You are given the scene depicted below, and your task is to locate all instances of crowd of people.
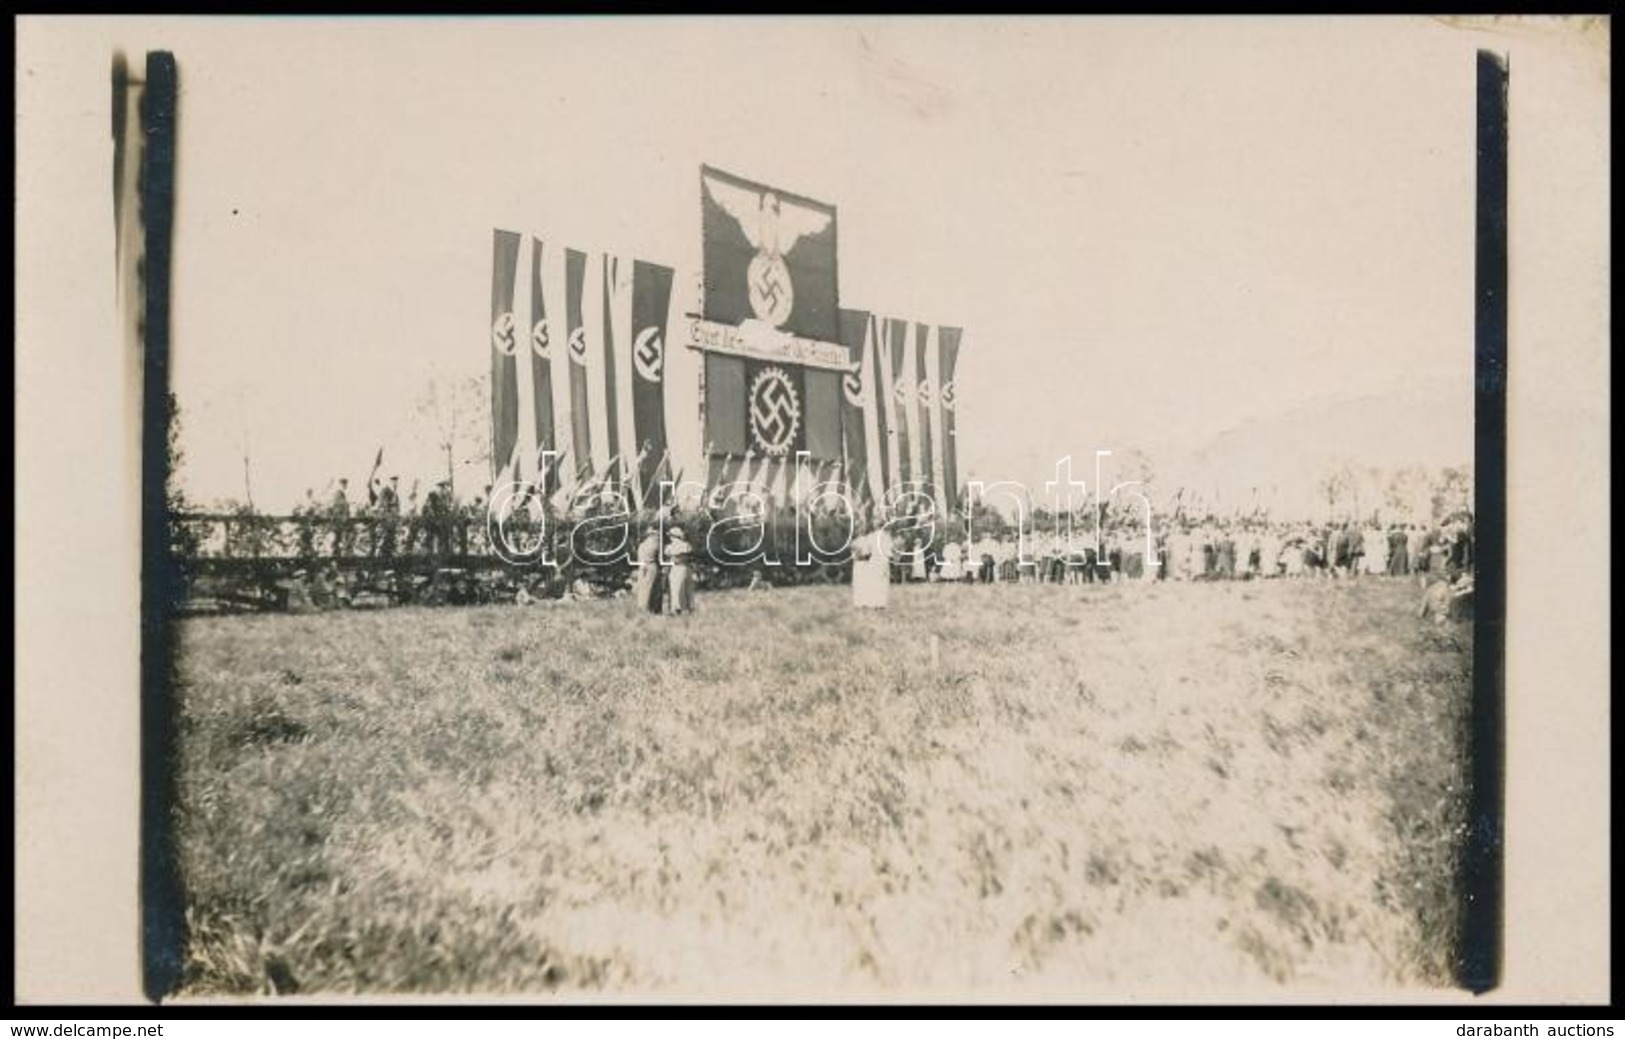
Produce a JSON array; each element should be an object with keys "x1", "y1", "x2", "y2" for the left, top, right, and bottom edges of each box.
[
  {"x1": 874, "y1": 513, "x2": 1477, "y2": 623},
  {"x1": 186, "y1": 474, "x2": 1475, "y2": 624},
  {"x1": 905, "y1": 514, "x2": 1477, "y2": 588},
  {"x1": 287, "y1": 475, "x2": 497, "y2": 562}
]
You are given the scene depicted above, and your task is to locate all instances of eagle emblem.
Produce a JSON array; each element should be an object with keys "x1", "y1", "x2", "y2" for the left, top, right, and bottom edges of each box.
[{"x1": 704, "y1": 176, "x2": 833, "y2": 329}]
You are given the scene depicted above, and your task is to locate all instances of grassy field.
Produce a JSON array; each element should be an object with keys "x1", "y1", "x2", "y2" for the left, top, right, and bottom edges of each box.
[{"x1": 171, "y1": 577, "x2": 1472, "y2": 999}]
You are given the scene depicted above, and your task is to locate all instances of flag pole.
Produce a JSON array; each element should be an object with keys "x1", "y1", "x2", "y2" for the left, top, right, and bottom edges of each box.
[{"x1": 241, "y1": 430, "x2": 253, "y2": 509}]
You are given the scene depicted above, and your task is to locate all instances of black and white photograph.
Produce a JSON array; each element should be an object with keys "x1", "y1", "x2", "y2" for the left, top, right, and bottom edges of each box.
[{"x1": 13, "y1": 15, "x2": 1610, "y2": 1007}]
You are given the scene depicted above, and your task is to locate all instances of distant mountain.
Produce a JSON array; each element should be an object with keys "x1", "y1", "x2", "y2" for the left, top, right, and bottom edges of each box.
[{"x1": 1154, "y1": 378, "x2": 1474, "y2": 518}]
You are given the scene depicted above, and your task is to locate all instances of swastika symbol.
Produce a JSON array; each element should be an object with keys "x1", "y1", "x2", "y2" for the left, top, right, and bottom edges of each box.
[
  {"x1": 842, "y1": 370, "x2": 864, "y2": 409},
  {"x1": 755, "y1": 269, "x2": 784, "y2": 308},
  {"x1": 746, "y1": 253, "x2": 795, "y2": 327},
  {"x1": 918, "y1": 377, "x2": 935, "y2": 407},
  {"x1": 531, "y1": 318, "x2": 551, "y2": 358},
  {"x1": 749, "y1": 367, "x2": 801, "y2": 456},
  {"x1": 567, "y1": 326, "x2": 587, "y2": 363},
  {"x1": 634, "y1": 326, "x2": 664, "y2": 382},
  {"x1": 491, "y1": 312, "x2": 517, "y2": 355},
  {"x1": 939, "y1": 379, "x2": 957, "y2": 410}
]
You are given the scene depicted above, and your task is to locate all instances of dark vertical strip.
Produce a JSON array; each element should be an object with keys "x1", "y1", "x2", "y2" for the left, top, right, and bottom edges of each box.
[
  {"x1": 565, "y1": 249, "x2": 592, "y2": 480},
  {"x1": 887, "y1": 318, "x2": 911, "y2": 485},
  {"x1": 837, "y1": 308, "x2": 870, "y2": 504},
  {"x1": 139, "y1": 50, "x2": 184, "y2": 1001},
  {"x1": 630, "y1": 260, "x2": 674, "y2": 497},
  {"x1": 601, "y1": 254, "x2": 622, "y2": 475},
  {"x1": 490, "y1": 230, "x2": 521, "y2": 478},
  {"x1": 111, "y1": 53, "x2": 129, "y2": 243},
  {"x1": 938, "y1": 326, "x2": 962, "y2": 517},
  {"x1": 704, "y1": 354, "x2": 747, "y2": 456},
  {"x1": 530, "y1": 238, "x2": 556, "y2": 493},
  {"x1": 869, "y1": 317, "x2": 890, "y2": 497},
  {"x1": 1461, "y1": 48, "x2": 1507, "y2": 995}
]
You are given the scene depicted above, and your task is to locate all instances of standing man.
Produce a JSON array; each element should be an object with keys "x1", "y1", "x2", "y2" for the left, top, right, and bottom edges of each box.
[
  {"x1": 1363, "y1": 521, "x2": 1388, "y2": 576},
  {"x1": 436, "y1": 480, "x2": 458, "y2": 558},
  {"x1": 1449, "y1": 515, "x2": 1474, "y2": 576},
  {"x1": 329, "y1": 478, "x2": 352, "y2": 559},
  {"x1": 376, "y1": 476, "x2": 401, "y2": 561},
  {"x1": 632, "y1": 525, "x2": 664, "y2": 614},
  {"x1": 1216, "y1": 526, "x2": 1236, "y2": 581},
  {"x1": 666, "y1": 525, "x2": 696, "y2": 615},
  {"x1": 1258, "y1": 525, "x2": 1281, "y2": 579},
  {"x1": 423, "y1": 480, "x2": 452, "y2": 560},
  {"x1": 466, "y1": 486, "x2": 492, "y2": 557},
  {"x1": 1388, "y1": 523, "x2": 1410, "y2": 576},
  {"x1": 1410, "y1": 524, "x2": 1431, "y2": 583}
]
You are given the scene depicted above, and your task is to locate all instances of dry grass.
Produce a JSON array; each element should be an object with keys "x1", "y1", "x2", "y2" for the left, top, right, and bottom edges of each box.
[{"x1": 170, "y1": 578, "x2": 1471, "y2": 998}]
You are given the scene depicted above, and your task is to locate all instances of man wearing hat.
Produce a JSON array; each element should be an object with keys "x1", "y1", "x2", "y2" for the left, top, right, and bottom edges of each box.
[
  {"x1": 666, "y1": 525, "x2": 695, "y2": 615},
  {"x1": 375, "y1": 475, "x2": 401, "y2": 561},
  {"x1": 632, "y1": 524, "x2": 664, "y2": 615},
  {"x1": 328, "y1": 478, "x2": 352, "y2": 558},
  {"x1": 425, "y1": 479, "x2": 455, "y2": 559}
]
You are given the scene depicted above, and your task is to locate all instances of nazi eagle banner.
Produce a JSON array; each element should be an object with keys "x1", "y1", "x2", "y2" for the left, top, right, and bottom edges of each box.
[
  {"x1": 700, "y1": 166, "x2": 843, "y2": 466},
  {"x1": 700, "y1": 165, "x2": 838, "y2": 341}
]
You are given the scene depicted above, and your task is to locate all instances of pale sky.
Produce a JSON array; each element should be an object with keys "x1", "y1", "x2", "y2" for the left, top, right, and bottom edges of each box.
[{"x1": 108, "y1": 15, "x2": 1488, "y2": 509}]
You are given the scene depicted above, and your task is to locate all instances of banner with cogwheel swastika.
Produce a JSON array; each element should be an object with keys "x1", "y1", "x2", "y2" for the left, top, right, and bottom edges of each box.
[
  {"x1": 700, "y1": 165, "x2": 844, "y2": 468},
  {"x1": 743, "y1": 360, "x2": 806, "y2": 459}
]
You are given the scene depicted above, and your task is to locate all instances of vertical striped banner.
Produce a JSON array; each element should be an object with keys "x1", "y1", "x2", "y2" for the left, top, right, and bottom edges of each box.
[
  {"x1": 564, "y1": 247, "x2": 592, "y2": 481},
  {"x1": 925, "y1": 325, "x2": 948, "y2": 518},
  {"x1": 600, "y1": 253, "x2": 627, "y2": 487},
  {"x1": 630, "y1": 260, "x2": 675, "y2": 506},
  {"x1": 883, "y1": 317, "x2": 910, "y2": 489},
  {"x1": 836, "y1": 308, "x2": 871, "y2": 511},
  {"x1": 510, "y1": 236, "x2": 536, "y2": 489},
  {"x1": 541, "y1": 242, "x2": 575, "y2": 492},
  {"x1": 938, "y1": 326, "x2": 963, "y2": 518},
  {"x1": 865, "y1": 315, "x2": 891, "y2": 505},
  {"x1": 914, "y1": 322, "x2": 935, "y2": 504},
  {"x1": 490, "y1": 230, "x2": 522, "y2": 483},
  {"x1": 528, "y1": 237, "x2": 558, "y2": 493}
]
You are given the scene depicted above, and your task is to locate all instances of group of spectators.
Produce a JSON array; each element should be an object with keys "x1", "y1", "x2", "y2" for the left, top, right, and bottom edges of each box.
[
  {"x1": 291, "y1": 475, "x2": 495, "y2": 562},
  {"x1": 883, "y1": 513, "x2": 1476, "y2": 590},
  {"x1": 202, "y1": 476, "x2": 1476, "y2": 621}
]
